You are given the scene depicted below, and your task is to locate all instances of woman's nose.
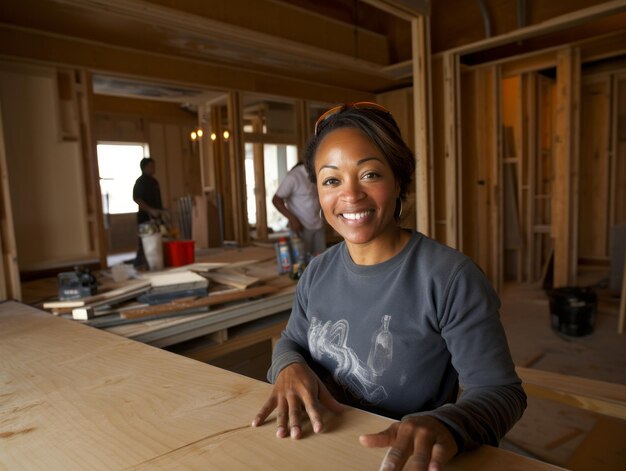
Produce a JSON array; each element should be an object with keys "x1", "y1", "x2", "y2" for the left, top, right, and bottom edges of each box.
[{"x1": 340, "y1": 178, "x2": 365, "y2": 202}]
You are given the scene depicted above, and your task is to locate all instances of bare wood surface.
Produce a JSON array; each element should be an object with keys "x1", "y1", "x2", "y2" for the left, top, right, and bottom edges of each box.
[
  {"x1": 517, "y1": 367, "x2": 626, "y2": 420},
  {"x1": 119, "y1": 285, "x2": 278, "y2": 320},
  {"x1": 0, "y1": 302, "x2": 562, "y2": 470}
]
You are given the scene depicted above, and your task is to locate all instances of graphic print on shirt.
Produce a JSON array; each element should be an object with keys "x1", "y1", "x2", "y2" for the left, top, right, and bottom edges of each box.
[{"x1": 308, "y1": 315, "x2": 393, "y2": 405}]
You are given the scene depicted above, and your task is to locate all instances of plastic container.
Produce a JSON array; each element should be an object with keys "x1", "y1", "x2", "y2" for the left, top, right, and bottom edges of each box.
[
  {"x1": 275, "y1": 237, "x2": 292, "y2": 274},
  {"x1": 141, "y1": 232, "x2": 164, "y2": 271},
  {"x1": 548, "y1": 287, "x2": 597, "y2": 336},
  {"x1": 163, "y1": 240, "x2": 195, "y2": 267}
]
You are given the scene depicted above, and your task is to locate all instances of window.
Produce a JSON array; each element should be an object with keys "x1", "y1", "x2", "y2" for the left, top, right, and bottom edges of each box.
[{"x1": 97, "y1": 143, "x2": 149, "y2": 214}]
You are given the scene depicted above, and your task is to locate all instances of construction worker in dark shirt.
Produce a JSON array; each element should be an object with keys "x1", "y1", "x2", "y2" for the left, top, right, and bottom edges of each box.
[{"x1": 133, "y1": 158, "x2": 163, "y2": 268}]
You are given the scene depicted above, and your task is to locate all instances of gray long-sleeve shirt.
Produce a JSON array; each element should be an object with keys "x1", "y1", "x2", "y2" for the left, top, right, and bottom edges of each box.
[{"x1": 268, "y1": 231, "x2": 526, "y2": 452}]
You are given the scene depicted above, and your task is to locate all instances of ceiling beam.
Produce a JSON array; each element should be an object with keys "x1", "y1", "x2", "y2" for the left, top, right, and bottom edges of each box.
[
  {"x1": 361, "y1": 0, "x2": 430, "y2": 20},
  {"x1": 57, "y1": 0, "x2": 391, "y2": 76},
  {"x1": 0, "y1": 25, "x2": 375, "y2": 103}
]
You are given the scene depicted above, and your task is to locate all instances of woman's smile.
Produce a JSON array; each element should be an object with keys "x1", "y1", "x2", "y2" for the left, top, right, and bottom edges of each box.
[{"x1": 314, "y1": 127, "x2": 408, "y2": 264}]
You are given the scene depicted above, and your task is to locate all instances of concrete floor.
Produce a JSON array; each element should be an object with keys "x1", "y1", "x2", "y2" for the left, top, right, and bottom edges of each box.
[{"x1": 499, "y1": 272, "x2": 626, "y2": 469}]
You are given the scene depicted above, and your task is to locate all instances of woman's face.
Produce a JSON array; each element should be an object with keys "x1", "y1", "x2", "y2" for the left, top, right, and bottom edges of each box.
[{"x1": 315, "y1": 127, "x2": 400, "y2": 246}]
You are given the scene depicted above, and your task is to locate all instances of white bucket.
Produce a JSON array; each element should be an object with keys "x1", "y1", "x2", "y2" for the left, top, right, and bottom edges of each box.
[{"x1": 141, "y1": 233, "x2": 164, "y2": 271}]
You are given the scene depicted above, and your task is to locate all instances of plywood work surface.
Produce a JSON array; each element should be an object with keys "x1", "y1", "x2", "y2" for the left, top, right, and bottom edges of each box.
[{"x1": 0, "y1": 302, "x2": 561, "y2": 470}]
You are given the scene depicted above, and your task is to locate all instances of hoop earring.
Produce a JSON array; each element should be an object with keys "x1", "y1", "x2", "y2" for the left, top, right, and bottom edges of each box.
[
  {"x1": 319, "y1": 209, "x2": 324, "y2": 220},
  {"x1": 396, "y1": 198, "x2": 403, "y2": 219}
]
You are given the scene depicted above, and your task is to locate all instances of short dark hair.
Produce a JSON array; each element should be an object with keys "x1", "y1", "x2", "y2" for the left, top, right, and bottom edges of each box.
[
  {"x1": 140, "y1": 157, "x2": 154, "y2": 172},
  {"x1": 303, "y1": 106, "x2": 415, "y2": 200}
]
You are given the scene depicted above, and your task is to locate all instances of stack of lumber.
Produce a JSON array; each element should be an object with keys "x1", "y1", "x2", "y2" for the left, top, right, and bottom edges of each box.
[
  {"x1": 43, "y1": 281, "x2": 151, "y2": 320},
  {"x1": 39, "y1": 247, "x2": 295, "y2": 344}
]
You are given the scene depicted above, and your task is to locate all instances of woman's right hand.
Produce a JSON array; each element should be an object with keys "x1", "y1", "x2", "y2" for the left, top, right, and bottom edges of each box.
[{"x1": 251, "y1": 362, "x2": 344, "y2": 439}]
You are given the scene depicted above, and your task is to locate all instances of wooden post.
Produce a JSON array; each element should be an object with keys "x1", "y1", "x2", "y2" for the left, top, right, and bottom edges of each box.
[
  {"x1": 227, "y1": 92, "x2": 249, "y2": 246},
  {"x1": 0, "y1": 101, "x2": 21, "y2": 301},
  {"x1": 76, "y1": 70, "x2": 107, "y2": 269},
  {"x1": 252, "y1": 118, "x2": 267, "y2": 241},
  {"x1": 412, "y1": 15, "x2": 433, "y2": 236},
  {"x1": 552, "y1": 48, "x2": 580, "y2": 288},
  {"x1": 474, "y1": 65, "x2": 502, "y2": 291},
  {"x1": 443, "y1": 52, "x2": 460, "y2": 249}
]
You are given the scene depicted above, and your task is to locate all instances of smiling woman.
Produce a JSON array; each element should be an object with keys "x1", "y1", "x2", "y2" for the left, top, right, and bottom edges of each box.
[{"x1": 252, "y1": 103, "x2": 527, "y2": 471}]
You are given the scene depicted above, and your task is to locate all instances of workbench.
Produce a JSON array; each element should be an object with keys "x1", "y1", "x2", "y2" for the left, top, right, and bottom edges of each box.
[{"x1": 0, "y1": 302, "x2": 563, "y2": 470}]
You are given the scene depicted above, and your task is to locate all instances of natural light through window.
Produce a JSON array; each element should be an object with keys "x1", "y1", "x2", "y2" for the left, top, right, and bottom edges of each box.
[{"x1": 97, "y1": 143, "x2": 148, "y2": 214}]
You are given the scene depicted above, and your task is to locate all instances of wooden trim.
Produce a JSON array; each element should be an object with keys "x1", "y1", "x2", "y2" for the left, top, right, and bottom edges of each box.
[
  {"x1": 0, "y1": 101, "x2": 21, "y2": 301},
  {"x1": 443, "y1": 52, "x2": 459, "y2": 249},
  {"x1": 443, "y1": 1, "x2": 626, "y2": 56},
  {"x1": 517, "y1": 366, "x2": 626, "y2": 420},
  {"x1": 412, "y1": 15, "x2": 433, "y2": 236}
]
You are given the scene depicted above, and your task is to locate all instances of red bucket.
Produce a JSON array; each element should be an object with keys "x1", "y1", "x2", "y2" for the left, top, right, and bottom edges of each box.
[{"x1": 163, "y1": 240, "x2": 195, "y2": 267}]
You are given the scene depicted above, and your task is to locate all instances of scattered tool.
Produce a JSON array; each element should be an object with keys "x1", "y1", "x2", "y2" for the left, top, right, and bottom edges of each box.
[{"x1": 57, "y1": 267, "x2": 97, "y2": 301}]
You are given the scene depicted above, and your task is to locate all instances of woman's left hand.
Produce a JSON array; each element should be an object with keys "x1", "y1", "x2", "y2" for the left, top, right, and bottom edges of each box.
[{"x1": 359, "y1": 415, "x2": 458, "y2": 471}]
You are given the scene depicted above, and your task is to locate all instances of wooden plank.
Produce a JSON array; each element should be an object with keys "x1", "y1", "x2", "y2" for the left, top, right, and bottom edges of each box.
[
  {"x1": 71, "y1": 286, "x2": 152, "y2": 320},
  {"x1": 517, "y1": 367, "x2": 626, "y2": 420},
  {"x1": 412, "y1": 15, "x2": 433, "y2": 236},
  {"x1": 203, "y1": 269, "x2": 260, "y2": 290},
  {"x1": 0, "y1": 302, "x2": 563, "y2": 470},
  {"x1": 119, "y1": 285, "x2": 277, "y2": 320},
  {"x1": 42, "y1": 280, "x2": 151, "y2": 309}
]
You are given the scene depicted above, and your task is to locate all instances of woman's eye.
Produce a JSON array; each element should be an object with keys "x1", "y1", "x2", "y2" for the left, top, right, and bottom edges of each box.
[
  {"x1": 362, "y1": 172, "x2": 380, "y2": 180},
  {"x1": 322, "y1": 177, "x2": 339, "y2": 186}
]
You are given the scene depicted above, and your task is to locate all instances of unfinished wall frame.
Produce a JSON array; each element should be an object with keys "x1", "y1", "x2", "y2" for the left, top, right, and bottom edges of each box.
[{"x1": 441, "y1": 4, "x2": 626, "y2": 289}]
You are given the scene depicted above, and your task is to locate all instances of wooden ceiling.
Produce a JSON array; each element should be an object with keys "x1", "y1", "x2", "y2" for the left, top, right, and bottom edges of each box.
[
  {"x1": 0, "y1": 0, "x2": 414, "y2": 94},
  {"x1": 0, "y1": 0, "x2": 624, "y2": 96}
]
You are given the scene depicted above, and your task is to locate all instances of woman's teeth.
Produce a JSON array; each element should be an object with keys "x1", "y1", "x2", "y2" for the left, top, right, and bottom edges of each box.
[{"x1": 342, "y1": 211, "x2": 371, "y2": 221}]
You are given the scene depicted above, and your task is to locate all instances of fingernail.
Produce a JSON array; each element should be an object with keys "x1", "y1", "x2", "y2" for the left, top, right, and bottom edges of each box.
[
  {"x1": 380, "y1": 462, "x2": 396, "y2": 471},
  {"x1": 276, "y1": 427, "x2": 285, "y2": 438},
  {"x1": 251, "y1": 419, "x2": 258, "y2": 427},
  {"x1": 313, "y1": 422, "x2": 322, "y2": 433},
  {"x1": 290, "y1": 427, "x2": 298, "y2": 439}
]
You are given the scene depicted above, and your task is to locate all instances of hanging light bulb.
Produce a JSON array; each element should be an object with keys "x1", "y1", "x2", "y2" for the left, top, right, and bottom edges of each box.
[
  {"x1": 197, "y1": 129, "x2": 203, "y2": 138},
  {"x1": 223, "y1": 130, "x2": 230, "y2": 140},
  {"x1": 210, "y1": 132, "x2": 217, "y2": 141},
  {"x1": 190, "y1": 131, "x2": 197, "y2": 140}
]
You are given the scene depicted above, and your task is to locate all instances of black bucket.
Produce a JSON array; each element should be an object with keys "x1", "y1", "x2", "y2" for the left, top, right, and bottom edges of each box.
[{"x1": 548, "y1": 287, "x2": 597, "y2": 336}]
